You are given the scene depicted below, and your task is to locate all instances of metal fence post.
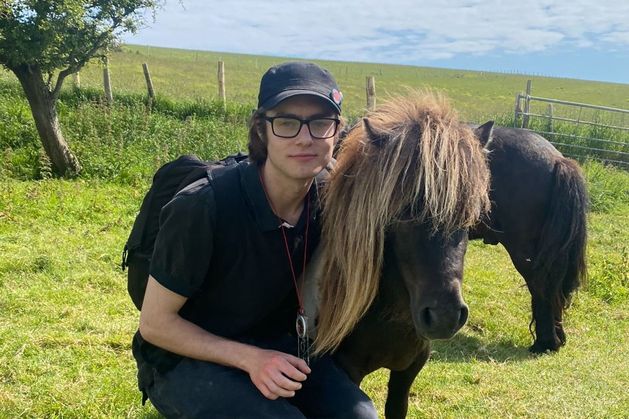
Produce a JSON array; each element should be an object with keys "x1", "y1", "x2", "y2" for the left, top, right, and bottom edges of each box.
[
  {"x1": 522, "y1": 80, "x2": 532, "y2": 129},
  {"x1": 547, "y1": 104, "x2": 554, "y2": 133}
]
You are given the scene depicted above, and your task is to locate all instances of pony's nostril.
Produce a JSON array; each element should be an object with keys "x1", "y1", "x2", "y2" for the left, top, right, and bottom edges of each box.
[
  {"x1": 458, "y1": 305, "x2": 469, "y2": 328},
  {"x1": 421, "y1": 307, "x2": 433, "y2": 328},
  {"x1": 418, "y1": 304, "x2": 466, "y2": 337}
]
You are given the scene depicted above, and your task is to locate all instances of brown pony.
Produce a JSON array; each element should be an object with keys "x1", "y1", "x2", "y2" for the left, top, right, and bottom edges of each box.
[{"x1": 304, "y1": 92, "x2": 490, "y2": 418}]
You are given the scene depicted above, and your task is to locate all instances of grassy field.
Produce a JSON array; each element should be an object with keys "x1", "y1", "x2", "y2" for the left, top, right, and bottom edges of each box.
[
  {"x1": 1, "y1": 173, "x2": 627, "y2": 418},
  {"x1": 2, "y1": 44, "x2": 629, "y2": 120},
  {"x1": 1, "y1": 46, "x2": 629, "y2": 418},
  {"x1": 2, "y1": 43, "x2": 627, "y2": 172}
]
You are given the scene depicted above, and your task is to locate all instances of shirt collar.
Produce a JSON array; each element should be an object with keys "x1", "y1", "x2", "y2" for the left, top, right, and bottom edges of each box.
[{"x1": 240, "y1": 161, "x2": 320, "y2": 232}]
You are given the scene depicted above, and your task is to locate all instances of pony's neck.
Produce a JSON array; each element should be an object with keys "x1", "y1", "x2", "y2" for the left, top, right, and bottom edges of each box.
[{"x1": 261, "y1": 163, "x2": 312, "y2": 225}]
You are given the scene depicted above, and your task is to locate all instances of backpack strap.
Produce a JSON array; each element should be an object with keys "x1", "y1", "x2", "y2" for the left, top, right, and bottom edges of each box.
[
  {"x1": 174, "y1": 152, "x2": 248, "y2": 198},
  {"x1": 174, "y1": 174, "x2": 211, "y2": 198}
]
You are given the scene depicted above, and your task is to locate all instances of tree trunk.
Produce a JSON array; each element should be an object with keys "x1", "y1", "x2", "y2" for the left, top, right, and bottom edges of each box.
[{"x1": 12, "y1": 64, "x2": 81, "y2": 177}]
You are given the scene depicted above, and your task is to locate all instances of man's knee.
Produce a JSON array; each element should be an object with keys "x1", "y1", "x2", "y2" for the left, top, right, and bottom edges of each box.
[
  {"x1": 146, "y1": 358, "x2": 306, "y2": 419},
  {"x1": 316, "y1": 397, "x2": 378, "y2": 419},
  {"x1": 346, "y1": 400, "x2": 379, "y2": 419}
]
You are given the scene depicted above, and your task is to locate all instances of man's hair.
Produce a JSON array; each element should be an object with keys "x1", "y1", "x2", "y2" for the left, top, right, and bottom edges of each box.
[{"x1": 247, "y1": 109, "x2": 268, "y2": 166}]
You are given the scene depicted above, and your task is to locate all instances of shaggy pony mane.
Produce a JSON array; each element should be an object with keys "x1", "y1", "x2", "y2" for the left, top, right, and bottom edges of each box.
[{"x1": 314, "y1": 92, "x2": 490, "y2": 354}]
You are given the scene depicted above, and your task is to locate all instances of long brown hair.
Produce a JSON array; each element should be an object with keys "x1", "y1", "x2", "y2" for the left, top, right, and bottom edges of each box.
[
  {"x1": 247, "y1": 109, "x2": 268, "y2": 165},
  {"x1": 314, "y1": 92, "x2": 491, "y2": 354}
]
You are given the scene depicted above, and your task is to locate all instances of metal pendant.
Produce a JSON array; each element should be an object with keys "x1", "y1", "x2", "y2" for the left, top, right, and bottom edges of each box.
[{"x1": 296, "y1": 313, "x2": 310, "y2": 366}]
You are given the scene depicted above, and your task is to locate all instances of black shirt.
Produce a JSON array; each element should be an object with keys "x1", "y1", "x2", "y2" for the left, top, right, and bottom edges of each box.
[{"x1": 133, "y1": 160, "x2": 323, "y2": 372}]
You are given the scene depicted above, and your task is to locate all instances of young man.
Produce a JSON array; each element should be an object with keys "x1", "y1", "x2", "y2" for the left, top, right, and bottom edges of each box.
[{"x1": 133, "y1": 62, "x2": 378, "y2": 418}]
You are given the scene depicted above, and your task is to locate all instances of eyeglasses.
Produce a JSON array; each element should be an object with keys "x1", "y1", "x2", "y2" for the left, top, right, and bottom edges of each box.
[{"x1": 261, "y1": 116, "x2": 340, "y2": 139}]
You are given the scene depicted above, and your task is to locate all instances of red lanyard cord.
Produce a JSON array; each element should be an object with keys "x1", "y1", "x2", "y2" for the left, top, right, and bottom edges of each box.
[{"x1": 258, "y1": 170, "x2": 309, "y2": 314}]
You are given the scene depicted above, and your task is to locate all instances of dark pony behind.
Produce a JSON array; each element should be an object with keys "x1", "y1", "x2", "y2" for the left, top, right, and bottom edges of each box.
[{"x1": 470, "y1": 122, "x2": 588, "y2": 352}]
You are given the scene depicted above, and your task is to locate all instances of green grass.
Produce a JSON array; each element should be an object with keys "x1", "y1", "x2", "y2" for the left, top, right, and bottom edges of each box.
[
  {"x1": 2, "y1": 44, "x2": 629, "y2": 120},
  {"x1": 1, "y1": 179, "x2": 627, "y2": 418},
  {"x1": 362, "y1": 208, "x2": 629, "y2": 418},
  {"x1": 2, "y1": 44, "x2": 628, "y2": 181},
  {"x1": 0, "y1": 83, "x2": 252, "y2": 183},
  {"x1": 0, "y1": 180, "x2": 152, "y2": 417},
  {"x1": 1, "y1": 46, "x2": 629, "y2": 418}
]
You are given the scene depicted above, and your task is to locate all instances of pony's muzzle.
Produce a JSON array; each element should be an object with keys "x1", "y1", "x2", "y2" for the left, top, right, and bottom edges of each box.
[{"x1": 417, "y1": 302, "x2": 468, "y2": 340}]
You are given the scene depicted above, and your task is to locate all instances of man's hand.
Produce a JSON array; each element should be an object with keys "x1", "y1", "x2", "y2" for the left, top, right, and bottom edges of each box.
[{"x1": 246, "y1": 349, "x2": 311, "y2": 400}]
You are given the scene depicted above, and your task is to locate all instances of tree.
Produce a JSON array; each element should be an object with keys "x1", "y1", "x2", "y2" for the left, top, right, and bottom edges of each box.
[{"x1": 0, "y1": 0, "x2": 162, "y2": 176}]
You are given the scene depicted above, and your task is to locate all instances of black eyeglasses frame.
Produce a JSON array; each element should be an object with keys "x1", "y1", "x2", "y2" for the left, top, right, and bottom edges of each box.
[{"x1": 260, "y1": 115, "x2": 340, "y2": 139}]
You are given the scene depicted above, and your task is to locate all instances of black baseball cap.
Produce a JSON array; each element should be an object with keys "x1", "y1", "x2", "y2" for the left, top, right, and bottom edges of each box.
[{"x1": 257, "y1": 62, "x2": 343, "y2": 114}]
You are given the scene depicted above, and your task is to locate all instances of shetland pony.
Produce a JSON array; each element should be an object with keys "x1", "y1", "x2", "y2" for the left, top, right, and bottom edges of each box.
[
  {"x1": 469, "y1": 122, "x2": 588, "y2": 353},
  {"x1": 305, "y1": 93, "x2": 491, "y2": 418}
]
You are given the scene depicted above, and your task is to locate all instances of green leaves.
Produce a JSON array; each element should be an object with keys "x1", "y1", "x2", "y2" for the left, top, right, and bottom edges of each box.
[
  {"x1": 0, "y1": 0, "x2": 163, "y2": 176},
  {"x1": 0, "y1": 0, "x2": 162, "y2": 76}
]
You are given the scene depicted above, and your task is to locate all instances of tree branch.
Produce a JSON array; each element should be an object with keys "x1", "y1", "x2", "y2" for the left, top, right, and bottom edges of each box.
[
  {"x1": 51, "y1": 8, "x2": 135, "y2": 100},
  {"x1": 52, "y1": 68, "x2": 72, "y2": 100},
  {"x1": 51, "y1": 29, "x2": 114, "y2": 100}
]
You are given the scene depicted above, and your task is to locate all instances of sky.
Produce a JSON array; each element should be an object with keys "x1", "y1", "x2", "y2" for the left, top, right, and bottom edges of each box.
[{"x1": 124, "y1": 0, "x2": 629, "y2": 85}]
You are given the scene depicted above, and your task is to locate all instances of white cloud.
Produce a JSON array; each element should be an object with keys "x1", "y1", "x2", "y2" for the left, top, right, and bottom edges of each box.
[
  {"x1": 127, "y1": 0, "x2": 629, "y2": 65},
  {"x1": 601, "y1": 31, "x2": 629, "y2": 45}
]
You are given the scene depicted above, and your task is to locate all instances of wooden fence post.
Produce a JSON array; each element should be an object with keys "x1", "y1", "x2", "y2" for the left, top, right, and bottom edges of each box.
[
  {"x1": 218, "y1": 60, "x2": 226, "y2": 108},
  {"x1": 547, "y1": 104, "x2": 554, "y2": 133},
  {"x1": 366, "y1": 76, "x2": 376, "y2": 111},
  {"x1": 103, "y1": 57, "x2": 113, "y2": 104},
  {"x1": 522, "y1": 79, "x2": 532, "y2": 128},
  {"x1": 142, "y1": 63, "x2": 155, "y2": 103},
  {"x1": 73, "y1": 72, "x2": 80, "y2": 89}
]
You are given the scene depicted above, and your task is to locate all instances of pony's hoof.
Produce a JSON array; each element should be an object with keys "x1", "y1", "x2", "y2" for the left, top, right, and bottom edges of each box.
[
  {"x1": 529, "y1": 340, "x2": 560, "y2": 354},
  {"x1": 556, "y1": 326, "x2": 567, "y2": 345}
]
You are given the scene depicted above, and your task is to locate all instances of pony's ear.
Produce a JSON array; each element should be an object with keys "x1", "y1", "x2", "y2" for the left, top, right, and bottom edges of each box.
[
  {"x1": 363, "y1": 117, "x2": 387, "y2": 148},
  {"x1": 474, "y1": 121, "x2": 495, "y2": 148}
]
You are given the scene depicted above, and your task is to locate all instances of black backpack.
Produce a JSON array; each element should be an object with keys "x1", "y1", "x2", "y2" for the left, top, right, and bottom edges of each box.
[{"x1": 121, "y1": 153, "x2": 248, "y2": 310}]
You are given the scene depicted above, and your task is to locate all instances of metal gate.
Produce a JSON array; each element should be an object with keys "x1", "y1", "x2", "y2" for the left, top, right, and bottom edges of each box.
[{"x1": 514, "y1": 80, "x2": 629, "y2": 168}]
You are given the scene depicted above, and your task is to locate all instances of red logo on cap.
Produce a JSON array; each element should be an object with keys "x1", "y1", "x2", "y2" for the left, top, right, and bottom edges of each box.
[{"x1": 331, "y1": 89, "x2": 343, "y2": 106}]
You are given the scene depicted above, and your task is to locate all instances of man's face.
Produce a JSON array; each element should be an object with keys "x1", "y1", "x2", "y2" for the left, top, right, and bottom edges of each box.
[{"x1": 263, "y1": 95, "x2": 338, "y2": 182}]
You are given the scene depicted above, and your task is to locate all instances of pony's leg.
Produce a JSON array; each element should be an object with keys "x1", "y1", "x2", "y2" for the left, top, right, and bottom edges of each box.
[
  {"x1": 528, "y1": 287, "x2": 562, "y2": 353},
  {"x1": 505, "y1": 246, "x2": 562, "y2": 353},
  {"x1": 384, "y1": 345, "x2": 430, "y2": 419}
]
